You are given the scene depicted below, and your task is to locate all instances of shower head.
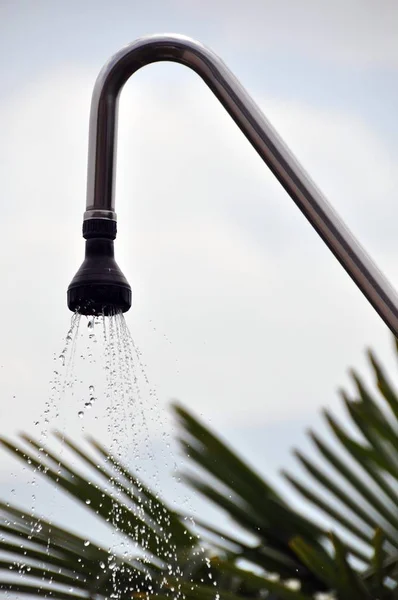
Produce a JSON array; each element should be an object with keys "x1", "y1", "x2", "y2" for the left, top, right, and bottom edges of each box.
[
  {"x1": 67, "y1": 219, "x2": 131, "y2": 316},
  {"x1": 67, "y1": 34, "x2": 398, "y2": 335}
]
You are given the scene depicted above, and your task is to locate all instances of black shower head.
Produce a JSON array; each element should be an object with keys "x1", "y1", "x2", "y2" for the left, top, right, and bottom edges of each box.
[{"x1": 67, "y1": 219, "x2": 132, "y2": 316}]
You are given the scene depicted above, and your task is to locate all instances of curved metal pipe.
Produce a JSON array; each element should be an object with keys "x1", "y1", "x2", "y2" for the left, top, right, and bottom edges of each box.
[{"x1": 82, "y1": 33, "x2": 398, "y2": 334}]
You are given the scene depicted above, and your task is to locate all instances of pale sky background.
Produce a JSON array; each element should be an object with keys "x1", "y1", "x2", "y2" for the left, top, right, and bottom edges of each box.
[{"x1": 0, "y1": 0, "x2": 398, "y2": 565}]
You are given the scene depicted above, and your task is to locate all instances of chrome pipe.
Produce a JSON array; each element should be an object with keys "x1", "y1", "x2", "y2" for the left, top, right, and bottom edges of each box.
[{"x1": 77, "y1": 33, "x2": 398, "y2": 333}]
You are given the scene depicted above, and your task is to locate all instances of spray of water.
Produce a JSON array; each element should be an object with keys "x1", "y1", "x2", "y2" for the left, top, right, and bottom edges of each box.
[
  {"x1": 24, "y1": 312, "x2": 82, "y2": 541},
  {"x1": 10, "y1": 309, "x2": 215, "y2": 599},
  {"x1": 98, "y1": 311, "x2": 178, "y2": 598}
]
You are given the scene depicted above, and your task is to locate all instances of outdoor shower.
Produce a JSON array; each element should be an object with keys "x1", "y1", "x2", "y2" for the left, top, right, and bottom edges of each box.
[{"x1": 67, "y1": 34, "x2": 398, "y2": 336}]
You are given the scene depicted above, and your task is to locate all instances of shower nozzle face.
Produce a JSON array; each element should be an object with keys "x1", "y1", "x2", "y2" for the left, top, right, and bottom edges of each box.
[{"x1": 67, "y1": 220, "x2": 132, "y2": 316}]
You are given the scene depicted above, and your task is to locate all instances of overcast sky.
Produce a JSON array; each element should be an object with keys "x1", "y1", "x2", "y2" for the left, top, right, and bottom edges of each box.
[{"x1": 1, "y1": 0, "x2": 398, "y2": 556}]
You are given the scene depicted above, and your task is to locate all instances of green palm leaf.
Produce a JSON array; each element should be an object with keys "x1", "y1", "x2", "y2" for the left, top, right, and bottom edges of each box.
[
  {"x1": 3, "y1": 338, "x2": 398, "y2": 598},
  {"x1": 0, "y1": 433, "x2": 199, "y2": 598}
]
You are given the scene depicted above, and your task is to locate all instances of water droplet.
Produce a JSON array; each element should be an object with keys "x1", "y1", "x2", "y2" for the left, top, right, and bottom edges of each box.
[
  {"x1": 78, "y1": 411, "x2": 84, "y2": 419},
  {"x1": 84, "y1": 540, "x2": 90, "y2": 547},
  {"x1": 85, "y1": 499, "x2": 91, "y2": 505}
]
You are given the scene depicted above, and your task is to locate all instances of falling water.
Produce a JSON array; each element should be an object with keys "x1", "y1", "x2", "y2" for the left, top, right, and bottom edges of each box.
[
  {"x1": 41, "y1": 311, "x2": 82, "y2": 440},
  {"x1": 99, "y1": 311, "x2": 184, "y2": 598},
  {"x1": 5, "y1": 309, "x2": 214, "y2": 599},
  {"x1": 27, "y1": 312, "x2": 82, "y2": 538}
]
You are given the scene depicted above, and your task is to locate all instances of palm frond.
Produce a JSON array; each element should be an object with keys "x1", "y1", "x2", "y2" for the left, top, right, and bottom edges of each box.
[
  {"x1": 3, "y1": 339, "x2": 398, "y2": 598},
  {"x1": 0, "y1": 433, "x2": 198, "y2": 598},
  {"x1": 171, "y1": 338, "x2": 398, "y2": 597}
]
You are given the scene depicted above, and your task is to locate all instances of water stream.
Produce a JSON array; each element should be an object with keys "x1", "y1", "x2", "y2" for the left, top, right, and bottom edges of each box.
[{"x1": 19, "y1": 311, "x2": 209, "y2": 599}]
